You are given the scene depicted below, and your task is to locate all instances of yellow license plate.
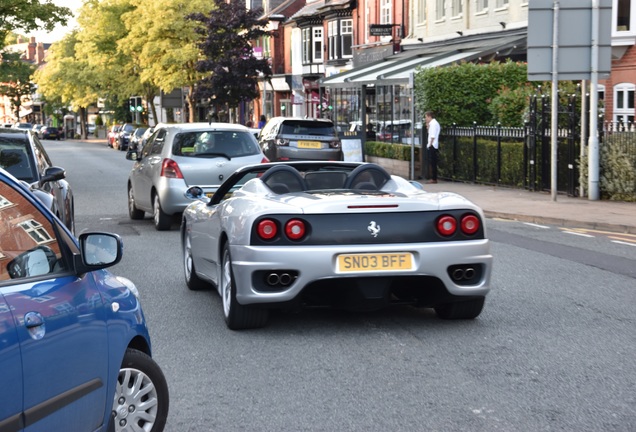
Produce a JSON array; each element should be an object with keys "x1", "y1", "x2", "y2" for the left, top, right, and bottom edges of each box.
[
  {"x1": 297, "y1": 140, "x2": 322, "y2": 149},
  {"x1": 337, "y1": 253, "x2": 414, "y2": 273}
]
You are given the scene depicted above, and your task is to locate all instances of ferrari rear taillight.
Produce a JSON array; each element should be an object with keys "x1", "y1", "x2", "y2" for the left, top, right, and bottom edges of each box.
[
  {"x1": 460, "y1": 214, "x2": 480, "y2": 235},
  {"x1": 285, "y1": 219, "x2": 306, "y2": 240},
  {"x1": 436, "y1": 215, "x2": 457, "y2": 236},
  {"x1": 160, "y1": 158, "x2": 184, "y2": 179},
  {"x1": 257, "y1": 219, "x2": 278, "y2": 240}
]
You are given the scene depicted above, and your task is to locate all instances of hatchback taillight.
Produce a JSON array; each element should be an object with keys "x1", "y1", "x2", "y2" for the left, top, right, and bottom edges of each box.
[
  {"x1": 160, "y1": 158, "x2": 184, "y2": 179},
  {"x1": 329, "y1": 140, "x2": 341, "y2": 149}
]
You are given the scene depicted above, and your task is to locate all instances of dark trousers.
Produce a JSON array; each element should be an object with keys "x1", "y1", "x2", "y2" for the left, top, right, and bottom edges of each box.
[{"x1": 427, "y1": 146, "x2": 438, "y2": 180}]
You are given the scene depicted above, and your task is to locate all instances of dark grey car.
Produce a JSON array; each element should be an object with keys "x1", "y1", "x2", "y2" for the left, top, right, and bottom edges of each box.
[
  {"x1": 0, "y1": 128, "x2": 74, "y2": 232},
  {"x1": 258, "y1": 117, "x2": 343, "y2": 162}
]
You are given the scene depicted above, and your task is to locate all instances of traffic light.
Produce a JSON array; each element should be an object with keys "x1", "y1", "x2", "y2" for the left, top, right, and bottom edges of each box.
[
  {"x1": 136, "y1": 96, "x2": 143, "y2": 112},
  {"x1": 129, "y1": 97, "x2": 136, "y2": 112}
]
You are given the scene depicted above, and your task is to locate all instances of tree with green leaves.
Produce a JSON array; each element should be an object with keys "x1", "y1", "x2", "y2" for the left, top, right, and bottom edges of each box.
[
  {"x1": 118, "y1": 0, "x2": 211, "y2": 122},
  {"x1": 188, "y1": 0, "x2": 272, "y2": 117},
  {"x1": 0, "y1": 51, "x2": 36, "y2": 120},
  {"x1": 33, "y1": 31, "x2": 100, "y2": 139},
  {"x1": 0, "y1": 0, "x2": 71, "y2": 49}
]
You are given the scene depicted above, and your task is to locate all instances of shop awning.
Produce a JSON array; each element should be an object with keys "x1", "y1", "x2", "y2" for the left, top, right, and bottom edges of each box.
[
  {"x1": 321, "y1": 35, "x2": 527, "y2": 88},
  {"x1": 258, "y1": 77, "x2": 290, "y2": 92}
]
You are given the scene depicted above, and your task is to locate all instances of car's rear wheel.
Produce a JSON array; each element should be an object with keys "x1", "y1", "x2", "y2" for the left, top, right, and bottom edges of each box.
[
  {"x1": 153, "y1": 194, "x2": 172, "y2": 230},
  {"x1": 128, "y1": 185, "x2": 144, "y2": 220},
  {"x1": 111, "y1": 348, "x2": 169, "y2": 432},
  {"x1": 183, "y1": 232, "x2": 209, "y2": 290},
  {"x1": 221, "y1": 242, "x2": 268, "y2": 330},
  {"x1": 434, "y1": 297, "x2": 485, "y2": 319}
]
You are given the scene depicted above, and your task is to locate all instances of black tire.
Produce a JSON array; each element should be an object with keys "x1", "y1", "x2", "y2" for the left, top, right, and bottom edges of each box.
[
  {"x1": 221, "y1": 242, "x2": 268, "y2": 330},
  {"x1": 153, "y1": 194, "x2": 172, "y2": 230},
  {"x1": 111, "y1": 348, "x2": 169, "y2": 432},
  {"x1": 183, "y1": 231, "x2": 209, "y2": 290},
  {"x1": 434, "y1": 297, "x2": 485, "y2": 320},
  {"x1": 128, "y1": 185, "x2": 145, "y2": 220}
]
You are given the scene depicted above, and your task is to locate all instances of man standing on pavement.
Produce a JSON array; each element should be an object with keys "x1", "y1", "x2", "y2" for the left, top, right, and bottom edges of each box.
[{"x1": 425, "y1": 111, "x2": 440, "y2": 184}]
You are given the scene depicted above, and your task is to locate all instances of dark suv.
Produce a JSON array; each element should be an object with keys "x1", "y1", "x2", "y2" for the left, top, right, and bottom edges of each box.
[{"x1": 258, "y1": 117, "x2": 343, "y2": 162}]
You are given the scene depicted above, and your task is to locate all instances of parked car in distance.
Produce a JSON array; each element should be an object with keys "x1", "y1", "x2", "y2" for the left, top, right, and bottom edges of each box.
[
  {"x1": 258, "y1": 117, "x2": 343, "y2": 162},
  {"x1": 129, "y1": 126, "x2": 149, "y2": 152},
  {"x1": 12, "y1": 122, "x2": 33, "y2": 130},
  {"x1": 181, "y1": 161, "x2": 493, "y2": 330},
  {"x1": 0, "y1": 128, "x2": 74, "y2": 232},
  {"x1": 39, "y1": 125, "x2": 60, "y2": 140},
  {"x1": 31, "y1": 124, "x2": 43, "y2": 136},
  {"x1": 108, "y1": 124, "x2": 122, "y2": 148},
  {"x1": 126, "y1": 122, "x2": 268, "y2": 230},
  {"x1": 0, "y1": 167, "x2": 169, "y2": 431},
  {"x1": 88, "y1": 123, "x2": 96, "y2": 135},
  {"x1": 115, "y1": 123, "x2": 143, "y2": 151}
]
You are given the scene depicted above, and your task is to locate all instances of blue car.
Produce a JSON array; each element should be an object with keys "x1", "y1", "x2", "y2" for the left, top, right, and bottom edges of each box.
[{"x1": 0, "y1": 168, "x2": 169, "y2": 431}]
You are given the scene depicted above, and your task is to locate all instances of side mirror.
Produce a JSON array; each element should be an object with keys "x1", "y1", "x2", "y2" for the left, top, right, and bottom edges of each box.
[
  {"x1": 7, "y1": 246, "x2": 57, "y2": 279},
  {"x1": 126, "y1": 149, "x2": 139, "y2": 161},
  {"x1": 74, "y1": 232, "x2": 123, "y2": 273},
  {"x1": 184, "y1": 186, "x2": 205, "y2": 200},
  {"x1": 38, "y1": 166, "x2": 66, "y2": 187}
]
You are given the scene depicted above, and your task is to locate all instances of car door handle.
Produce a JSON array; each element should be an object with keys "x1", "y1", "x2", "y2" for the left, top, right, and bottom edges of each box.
[
  {"x1": 25, "y1": 311, "x2": 44, "y2": 328},
  {"x1": 24, "y1": 311, "x2": 46, "y2": 340}
]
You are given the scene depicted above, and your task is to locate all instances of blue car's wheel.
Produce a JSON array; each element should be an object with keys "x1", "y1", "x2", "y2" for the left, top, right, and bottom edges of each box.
[{"x1": 112, "y1": 348, "x2": 169, "y2": 432}]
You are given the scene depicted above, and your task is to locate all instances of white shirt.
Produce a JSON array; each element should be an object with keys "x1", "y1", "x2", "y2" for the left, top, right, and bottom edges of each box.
[{"x1": 427, "y1": 118, "x2": 440, "y2": 149}]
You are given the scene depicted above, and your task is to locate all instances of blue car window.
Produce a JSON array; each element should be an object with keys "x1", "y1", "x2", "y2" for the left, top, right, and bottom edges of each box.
[{"x1": 0, "y1": 181, "x2": 67, "y2": 281}]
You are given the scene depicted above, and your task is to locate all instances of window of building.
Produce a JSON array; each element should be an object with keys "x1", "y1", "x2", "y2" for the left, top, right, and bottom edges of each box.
[
  {"x1": 417, "y1": 0, "x2": 426, "y2": 24},
  {"x1": 614, "y1": 83, "x2": 635, "y2": 123},
  {"x1": 313, "y1": 27, "x2": 323, "y2": 63},
  {"x1": 0, "y1": 195, "x2": 11, "y2": 209},
  {"x1": 616, "y1": 0, "x2": 633, "y2": 31},
  {"x1": 451, "y1": 0, "x2": 462, "y2": 17},
  {"x1": 19, "y1": 219, "x2": 53, "y2": 244},
  {"x1": 476, "y1": 0, "x2": 488, "y2": 13},
  {"x1": 436, "y1": 0, "x2": 445, "y2": 21},
  {"x1": 380, "y1": 0, "x2": 392, "y2": 25},
  {"x1": 302, "y1": 28, "x2": 311, "y2": 64},
  {"x1": 327, "y1": 19, "x2": 353, "y2": 60},
  {"x1": 495, "y1": 0, "x2": 509, "y2": 8}
]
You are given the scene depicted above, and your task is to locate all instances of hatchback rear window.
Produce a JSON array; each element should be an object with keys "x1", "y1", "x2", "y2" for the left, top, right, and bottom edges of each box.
[
  {"x1": 0, "y1": 142, "x2": 35, "y2": 182},
  {"x1": 172, "y1": 131, "x2": 260, "y2": 158},
  {"x1": 280, "y1": 120, "x2": 336, "y2": 136}
]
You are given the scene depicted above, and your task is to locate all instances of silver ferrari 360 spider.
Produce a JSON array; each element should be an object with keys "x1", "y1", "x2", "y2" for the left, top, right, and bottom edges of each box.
[{"x1": 181, "y1": 161, "x2": 493, "y2": 329}]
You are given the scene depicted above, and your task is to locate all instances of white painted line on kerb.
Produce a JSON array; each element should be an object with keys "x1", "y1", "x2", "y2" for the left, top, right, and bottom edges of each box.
[
  {"x1": 611, "y1": 240, "x2": 636, "y2": 247},
  {"x1": 523, "y1": 222, "x2": 550, "y2": 229},
  {"x1": 563, "y1": 231, "x2": 595, "y2": 238}
]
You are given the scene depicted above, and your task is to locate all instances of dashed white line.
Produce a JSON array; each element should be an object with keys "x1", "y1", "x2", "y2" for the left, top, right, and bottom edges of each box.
[
  {"x1": 611, "y1": 240, "x2": 636, "y2": 247},
  {"x1": 563, "y1": 231, "x2": 595, "y2": 238},
  {"x1": 523, "y1": 222, "x2": 550, "y2": 229}
]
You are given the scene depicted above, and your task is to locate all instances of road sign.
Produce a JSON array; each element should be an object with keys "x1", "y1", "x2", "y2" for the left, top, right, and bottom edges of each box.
[{"x1": 527, "y1": 0, "x2": 612, "y2": 81}]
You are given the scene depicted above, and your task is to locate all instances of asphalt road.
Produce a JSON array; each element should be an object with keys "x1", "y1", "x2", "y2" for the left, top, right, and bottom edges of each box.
[{"x1": 45, "y1": 139, "x2": 636, "y2": 432}]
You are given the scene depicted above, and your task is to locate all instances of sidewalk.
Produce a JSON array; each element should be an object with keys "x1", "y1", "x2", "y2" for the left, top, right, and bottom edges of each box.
[{"x1": 418, "y1": 180, "x2": 636, "y2": 234}]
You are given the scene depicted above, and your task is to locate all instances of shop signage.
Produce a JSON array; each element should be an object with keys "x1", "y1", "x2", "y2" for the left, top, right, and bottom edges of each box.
[{"x1": 369, "y1": 24, "x2": 393, "y2": 37}]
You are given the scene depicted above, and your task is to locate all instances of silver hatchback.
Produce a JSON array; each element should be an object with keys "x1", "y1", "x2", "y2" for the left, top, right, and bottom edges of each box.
[{"x1": 126, "y1": 122, "x2": 268, "y2": 230}]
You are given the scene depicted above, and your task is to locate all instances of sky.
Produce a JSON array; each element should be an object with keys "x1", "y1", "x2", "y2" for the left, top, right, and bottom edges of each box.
[{"x1": 26, "y1": 0, "x2": 83, "y2": 43}]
